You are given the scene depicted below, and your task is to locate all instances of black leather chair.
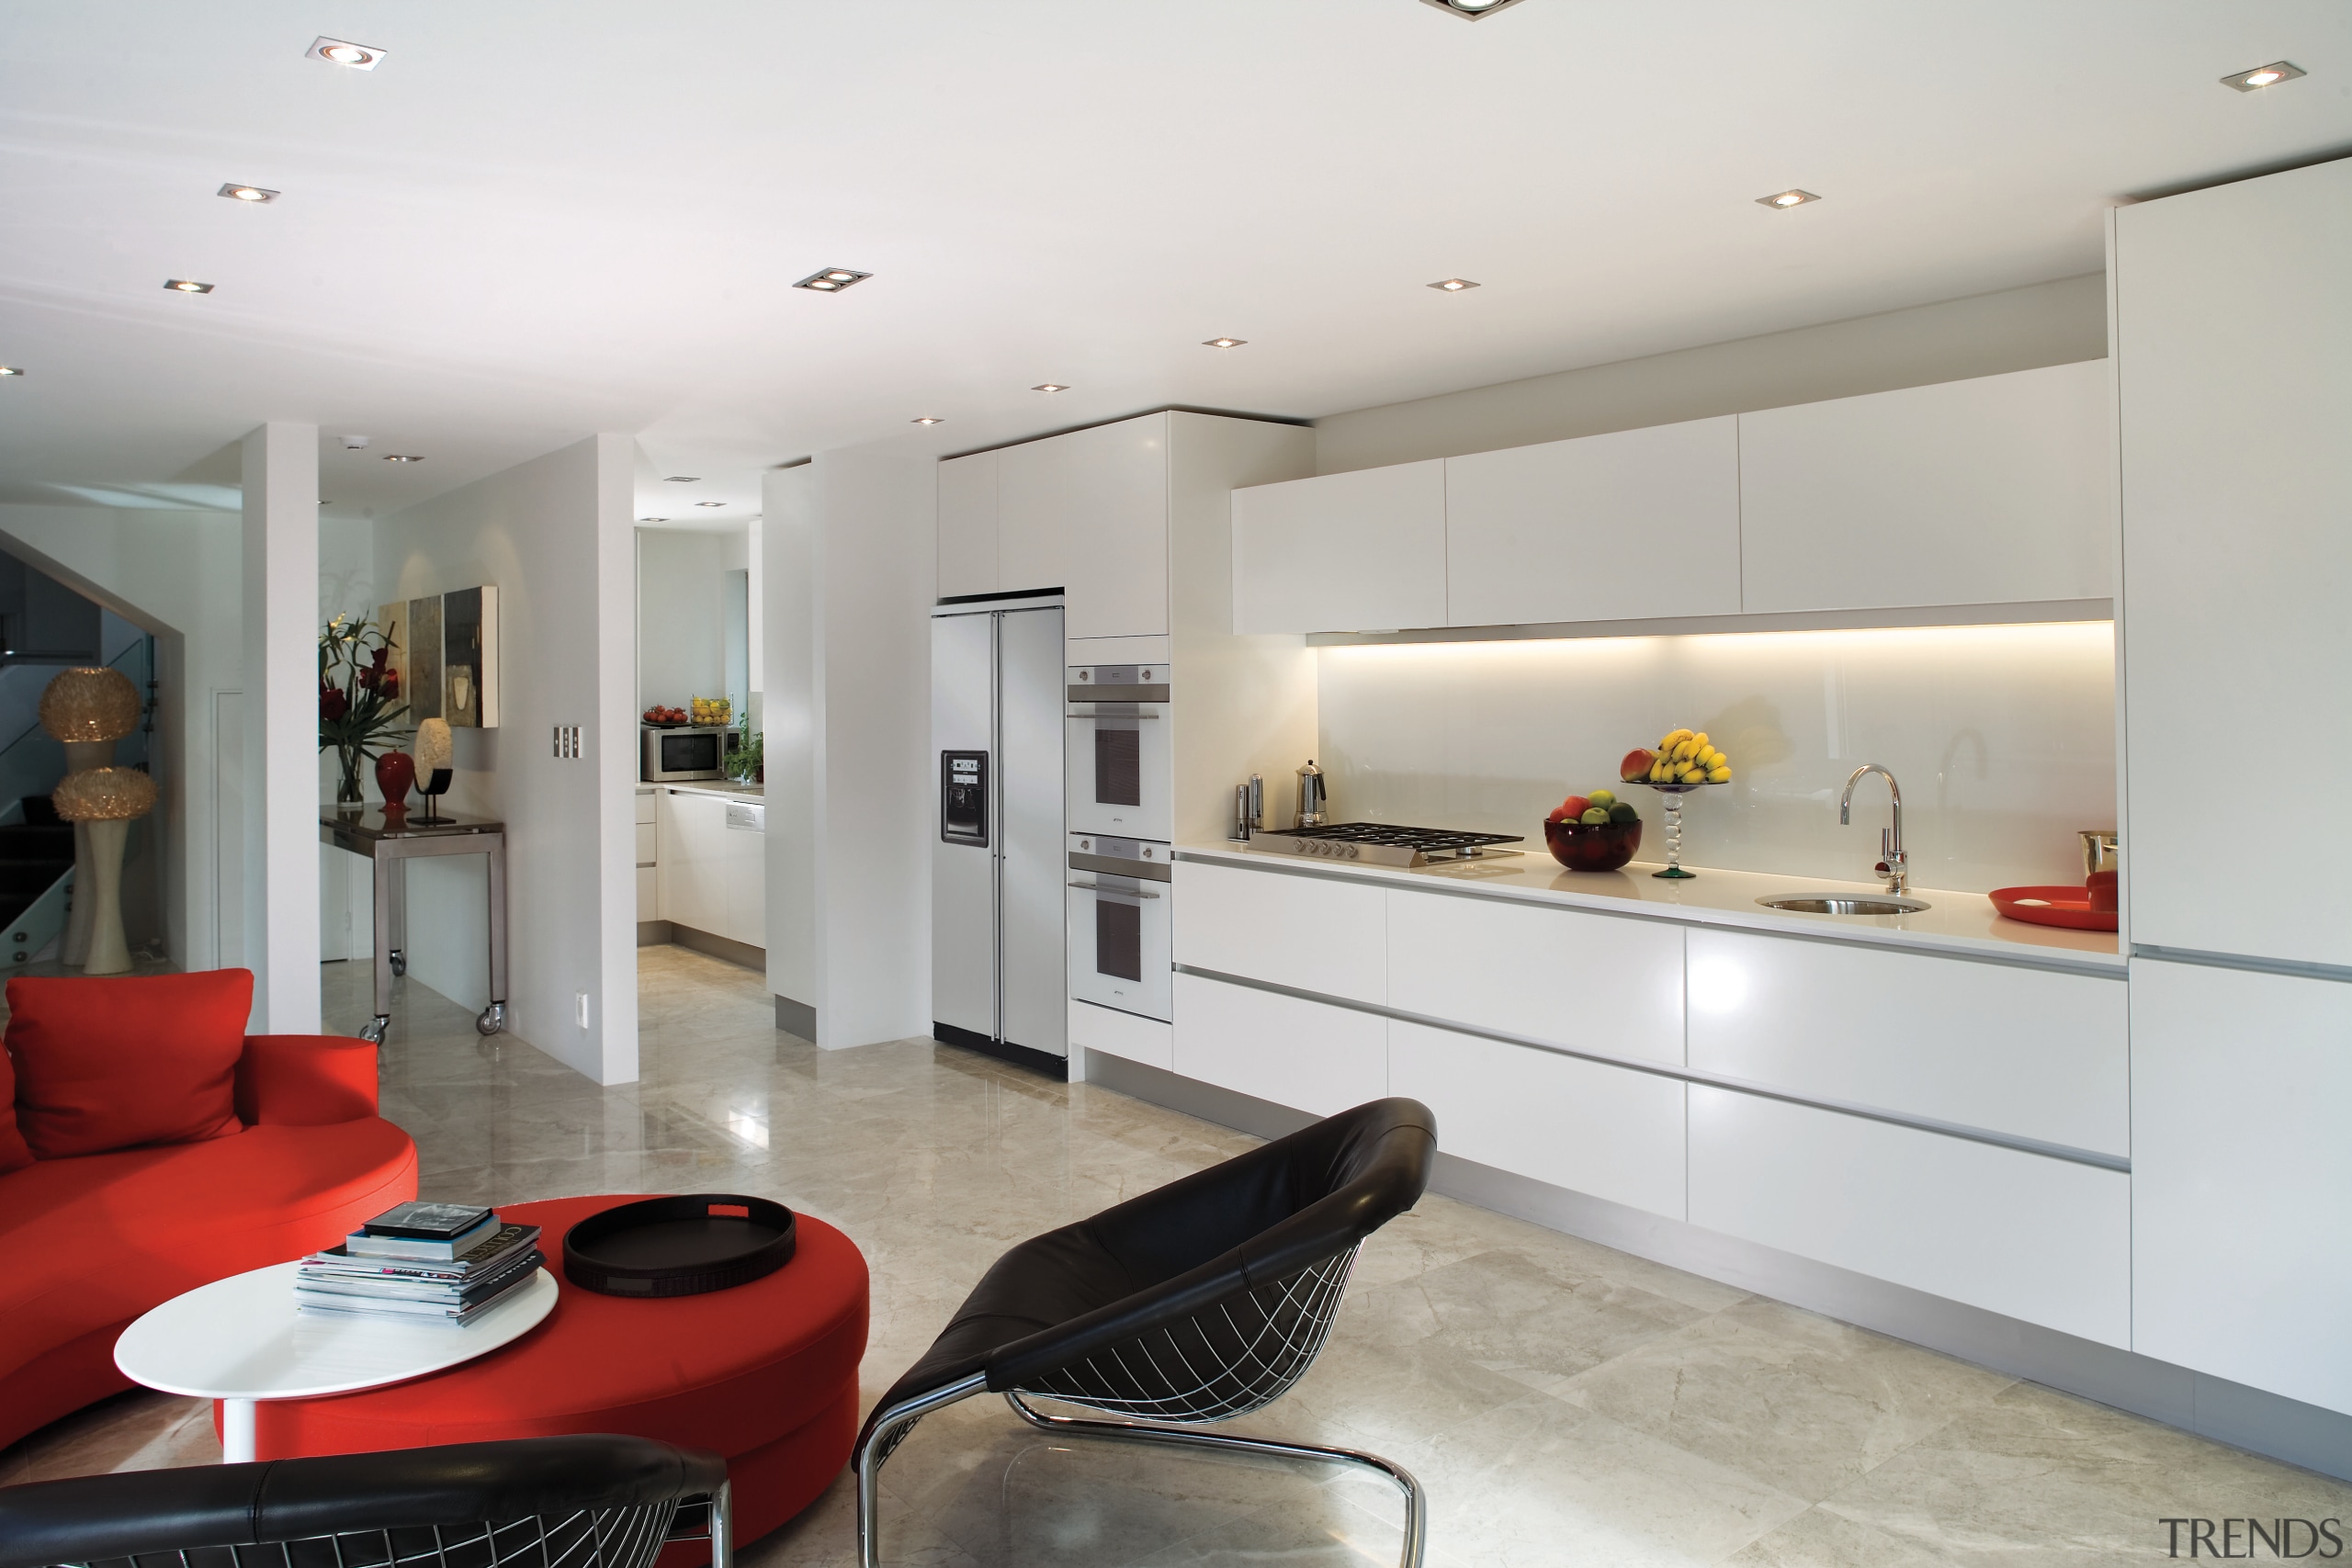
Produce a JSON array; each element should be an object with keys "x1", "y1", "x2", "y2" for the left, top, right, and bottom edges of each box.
[
  {"x1": 0, "y1": 1434, "x2": 730, "y2": 1568},
  {"x1": 854, "y1": 1096, "x2": 1438, "y2": 1568}
]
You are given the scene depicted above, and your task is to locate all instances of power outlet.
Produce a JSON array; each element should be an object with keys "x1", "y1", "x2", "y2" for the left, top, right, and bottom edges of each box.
[
  {"x1": 553, "y1": 725, "x2": 582, "y2": 759},
  {"x1": 576, "y1": 992, "x2": 591, "y2": 1029}
]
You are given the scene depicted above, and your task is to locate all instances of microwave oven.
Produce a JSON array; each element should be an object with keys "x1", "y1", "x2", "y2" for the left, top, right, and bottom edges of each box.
[{"x1": 640, "y1": 725, "x2": 736, "y2": 782}]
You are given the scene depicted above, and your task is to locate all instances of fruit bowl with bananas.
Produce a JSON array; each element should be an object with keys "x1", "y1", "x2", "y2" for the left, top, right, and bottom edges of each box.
[{"x1": 1622, "y1": 728, "x2": 1732, "y2": 878}]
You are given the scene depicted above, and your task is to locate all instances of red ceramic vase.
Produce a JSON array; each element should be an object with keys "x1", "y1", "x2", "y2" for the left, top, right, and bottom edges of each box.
[{"x1": 374, "y1": 750, "x2": 417, "y2": 807}]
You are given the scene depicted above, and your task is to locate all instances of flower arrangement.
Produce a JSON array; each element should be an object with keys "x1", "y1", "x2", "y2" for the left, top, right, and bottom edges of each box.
[{"x1": 320, "y1": 613, "x2": 410, "y2": 806}]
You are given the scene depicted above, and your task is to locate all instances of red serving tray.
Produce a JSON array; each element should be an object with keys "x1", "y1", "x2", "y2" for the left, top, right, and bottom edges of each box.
[{"x1": 1990, "y1": 885, "x2": 2119, "y2": 931}]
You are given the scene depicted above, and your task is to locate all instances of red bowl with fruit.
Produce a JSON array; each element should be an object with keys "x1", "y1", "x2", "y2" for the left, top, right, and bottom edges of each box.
[{"x1": 1544, "y1": 817, "x2": 1643, "y2": 873}]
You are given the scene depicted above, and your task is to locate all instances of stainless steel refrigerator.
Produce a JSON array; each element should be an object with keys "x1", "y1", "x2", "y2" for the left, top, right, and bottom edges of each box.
[{"x1": 931, "y1": 599, "x2": 1066, "y2": 1074}]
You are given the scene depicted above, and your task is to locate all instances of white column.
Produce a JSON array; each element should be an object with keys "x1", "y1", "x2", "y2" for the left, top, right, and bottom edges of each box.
[
  {"x1": 242, "y1": 423, "x2": 322, "y2": 1033},
  {"x1": 591, "y1": 433, "x2": 639, "y2": 1085}
]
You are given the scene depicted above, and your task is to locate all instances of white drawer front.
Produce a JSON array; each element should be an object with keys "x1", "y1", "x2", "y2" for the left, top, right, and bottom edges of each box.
[
  {"x1": 636, "y1": 865, "x2": 657, "y2": 920},
  {"x1": 634, "y1": 791, "x2": 658, "y2": 825},
  {"x1": 1070, "y1": 998, "x2": 1174, "y2": 1072},
  {"x1": 1172, "y1": 861, "x2": 1385, "y2": 1005},
  {"x1": 1172, "y1": 972, "x2": 1385, "y2": 1116},
  {"x1": 1389, "y1": 1020, "x2": 1685, "y2": 1220},
  {"x1": 1686, "y1": 929, "x2": 2127, "y2": 1157},
  {"x1": 634, "y1": 821, "x2": 658, "y2": 866},
  {"x1": 1387, "y1": 890, "x2": 1683, "y2": 1065},
  {"x1": 1689, "y1": 1087, "x2": 2129, "y2": 1346}
]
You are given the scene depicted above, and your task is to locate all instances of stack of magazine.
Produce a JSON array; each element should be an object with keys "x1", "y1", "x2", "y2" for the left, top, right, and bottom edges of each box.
[{"x1": 297, "y1": 1201, "x2": 545, "y2": 1324}]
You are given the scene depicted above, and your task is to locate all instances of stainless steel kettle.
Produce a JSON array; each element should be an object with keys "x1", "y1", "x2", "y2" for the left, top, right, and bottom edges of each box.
[{"x1": 1295, "y1": 759, "x2": 1328, "y2": 829}]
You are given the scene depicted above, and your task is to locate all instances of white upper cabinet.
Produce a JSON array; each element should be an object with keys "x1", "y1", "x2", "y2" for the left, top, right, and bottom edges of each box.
[
  {"x1": 2115, "y1": 160, "x2": 2352, "y2": 966},
  {"x1": 1444, "y1": 416, "x2": 1740, "y2": 626},
  {"x1": 1737, "y1": 360, "x2": 2114, "y2": 614},
  {"x1": 998, "y1": 414, "x2": 1169, "y2": 639},
  {"x1": 1232, "y1": 459, "x2": 1446, "y2": 635},
  {"x1": 935, "y1": 451, "x2": 998, "y2": 601}
]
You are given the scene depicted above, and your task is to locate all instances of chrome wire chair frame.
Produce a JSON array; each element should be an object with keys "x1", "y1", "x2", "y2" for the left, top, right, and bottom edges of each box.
[
  {"x1": 855, "y1": 1246, "x2": 1425, "y2": 1568},
  {"x1": 19, "y1": 1483, "x2": 729, "y2": 1568}
]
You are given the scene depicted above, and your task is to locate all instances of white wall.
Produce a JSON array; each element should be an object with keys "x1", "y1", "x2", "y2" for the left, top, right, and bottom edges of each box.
[
  {"x1": 635, "y1": 529, "x2": 729, "y2": 714},
  {"x1": 375, "y1": 434, "x2": 639, "y2": 1084},
  {"x1": 761, "y1": 452, "x2": 933, "y2": 1049},
  {"x1": 1317, "y1": 622, "x2": 2115, "y2": 893},
  {"x1": 0, "y1": 504, "x2": 243, "y2": 974},
  {"x1": 1314, "y1": 273, "x2": 2108, "y2": 474},
  {"x1": 243, "y1": 423, "x2": 322, "y2": 1033}
]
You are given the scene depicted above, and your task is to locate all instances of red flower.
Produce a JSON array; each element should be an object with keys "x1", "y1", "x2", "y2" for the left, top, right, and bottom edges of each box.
[
  {"x1": 320, "y1": 684, "x2": 350, "y2": 722},
  {"x1": 382, "y1": 669, "x2": 401, "y2": 697}
]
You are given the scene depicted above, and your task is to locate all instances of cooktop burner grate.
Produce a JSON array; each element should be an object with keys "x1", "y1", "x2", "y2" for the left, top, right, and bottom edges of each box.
[{"x1": 1250, "y1": 822, "x2": 1523, "y2": 868}]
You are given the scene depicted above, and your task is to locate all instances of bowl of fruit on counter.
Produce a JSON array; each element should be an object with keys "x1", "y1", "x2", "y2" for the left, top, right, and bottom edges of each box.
[{"x1": 1544, "y1": 788, "x2": 1644, "y2": 872}]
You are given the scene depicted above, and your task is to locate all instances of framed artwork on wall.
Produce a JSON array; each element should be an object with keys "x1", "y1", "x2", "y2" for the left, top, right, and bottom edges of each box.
[{"x1": 442, "y1": 585, "x2": 499, "y2": 728}]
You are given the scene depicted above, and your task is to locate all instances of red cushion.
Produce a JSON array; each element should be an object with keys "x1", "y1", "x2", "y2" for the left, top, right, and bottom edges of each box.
[
  {"x1": 251, "y1": 1196, "x2": 868, "y2": 1545},
  {"x1": 0, "y1": 1115, "x2": 418, "y2": 1451},
  {"x1": 0, "y1": 1040, "x2": 32, "y2": 1175},
  {"x1": 7, "y1": 970, "x2": 254, "y2": 1157}
]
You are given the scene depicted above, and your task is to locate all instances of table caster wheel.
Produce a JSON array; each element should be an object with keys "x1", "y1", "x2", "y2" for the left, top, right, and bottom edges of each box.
[
  {"x1": 390, "y1": 949, "x2": 406, "y2": 977},
  {"x1": 359, "y1": 1015, "x2": 390, "y2": 1045},
  {"x1": 477, "y1": 1001, "x2": 506, "y2": 1036}
]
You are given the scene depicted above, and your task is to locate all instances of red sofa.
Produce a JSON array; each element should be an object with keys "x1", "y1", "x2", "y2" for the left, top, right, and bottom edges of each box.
[{"x1": 0, "y1": 1002, "x2": 418, "y2": 1451}]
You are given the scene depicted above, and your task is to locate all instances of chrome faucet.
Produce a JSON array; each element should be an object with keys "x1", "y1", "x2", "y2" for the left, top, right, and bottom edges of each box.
[{"x1": 1840, "y1": 764, "x2": 1907, "y2": 893}]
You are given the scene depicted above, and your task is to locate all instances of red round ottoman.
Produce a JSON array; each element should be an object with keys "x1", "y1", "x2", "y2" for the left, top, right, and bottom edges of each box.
[{"x1": 239, "y1": 1195, "x2": 868, "y2": 1557}]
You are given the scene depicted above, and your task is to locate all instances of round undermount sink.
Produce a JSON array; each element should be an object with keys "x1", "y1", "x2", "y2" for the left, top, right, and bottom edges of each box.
[{"x1": 1757, "y1": 894, "x2": 1931, "y2": 916}]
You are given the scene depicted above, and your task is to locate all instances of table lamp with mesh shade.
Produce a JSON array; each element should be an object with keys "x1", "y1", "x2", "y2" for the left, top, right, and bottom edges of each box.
[
  {"x1": 40, "y1": 667, "x2": 141, "y2": 967},
  {"x1": 51, "y1": 766, "x2": 157, "y2": 976}
]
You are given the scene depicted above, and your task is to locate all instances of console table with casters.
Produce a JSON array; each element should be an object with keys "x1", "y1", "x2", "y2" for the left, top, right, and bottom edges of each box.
[{"x1": 321, "y1": 807, "x2": 507, "y2": 1043}]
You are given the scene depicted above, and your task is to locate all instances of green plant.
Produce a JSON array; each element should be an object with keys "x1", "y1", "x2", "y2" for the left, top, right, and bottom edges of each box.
[
  {"x1": 727, "y1": 717, "x2": 763, "y2": 784},
  {"x1": 319, "y1": 613, "x2": 411, "y2": 805}
]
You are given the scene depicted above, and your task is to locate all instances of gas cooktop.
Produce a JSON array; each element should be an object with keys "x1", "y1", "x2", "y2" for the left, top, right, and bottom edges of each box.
[{"x1": 1247, "y1": 822, "x2": 1523, "y2": 868}]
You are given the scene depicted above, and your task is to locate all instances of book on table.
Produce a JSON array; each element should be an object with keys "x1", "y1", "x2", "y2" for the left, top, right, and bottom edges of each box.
[
  {"x1": 296, "y1": 1248, "x2": 546, "y2": 1320},
  {"x1": 296, "y1": 1205, "x2": 546, "y2": 1322},
  {"x1": 307, "y1": 1223, "x2": 542, "y2": 1282},
  {"x1": 346, "y1": 1206, "x2": 502, "y2": 1262}
]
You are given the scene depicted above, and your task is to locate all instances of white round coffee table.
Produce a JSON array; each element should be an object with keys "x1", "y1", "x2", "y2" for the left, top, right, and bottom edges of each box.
[{"x1": 115, "y1": 1259, "x2": 559, "y2": 1461}]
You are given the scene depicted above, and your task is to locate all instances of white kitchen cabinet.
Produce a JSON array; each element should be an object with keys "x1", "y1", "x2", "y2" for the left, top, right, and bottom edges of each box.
[
  {"x1": 1172, "y1": 971, "x2": 1385, "y2": 1116},
  {"x1": 1688, "y1": 1086, "x2": 2131, "y2": 1347},
  {"x1": 1070, "y1": 998, "x2": 1173, "y2": 1072},
  {"x1": 656, "y1": 790, "x2": 764, "y2": 948},
  {"x1": 1737, "y1": 360, "x2": 2113, "y2": 614},
  {"x1": 1232, "y1": 459, "x2": 1446, "y2": 635},
  {"x1": 1444, "y1": 417, "x2": 1740, "y2": 627},
  {"x1": 1388, "y1": 1019, "x2": 1685, "y2": 1219},
  {"x1": 1171, "y1": 859, "x2": 1385, "y2": 1004},
  {"x1": 1685, "y1": 929, "x2": 2128, "y2": 1157},
  {"x1": 936, "y1": 450, "x2": 999, "y2": 600},
  {"x1": 2131, "y1": 959, "x2": 2352, "y2": 1414},
  {"x1": 1385, "y1": 889, "x2": 1683, "y2": 1065},
  {"x1": 997, "y1": 414, "x2": 1168, "y2": 638},
  {"x1": 721, "y1": 799, "x2": 766, "y2": 949},
  {"x1": 2115, "y1": 160, "x2": 2352, "y2": 967}
]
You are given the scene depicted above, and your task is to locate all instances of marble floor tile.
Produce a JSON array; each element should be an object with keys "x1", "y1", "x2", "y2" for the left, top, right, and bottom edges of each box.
[{"x1": 6, "y1": 942, "x2": 2342, "y2": 1568}]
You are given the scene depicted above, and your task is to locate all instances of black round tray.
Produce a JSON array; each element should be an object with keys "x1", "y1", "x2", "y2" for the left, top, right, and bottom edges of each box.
[{"x1": 563, "y1": 1194, "x2": 796, "y2": 1298}]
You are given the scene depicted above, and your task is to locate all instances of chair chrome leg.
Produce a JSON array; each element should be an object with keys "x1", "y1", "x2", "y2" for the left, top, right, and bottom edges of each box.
[
  {"x1": 1004, "y1": 1390, "x2": 1428, "y2": 1568},
  {"x1": 707, "y1": 1480, "x2": 731, "y2": 1568},
  {"x1": 854, "y1": 1372, "x2": 987, "y2": 1568}
]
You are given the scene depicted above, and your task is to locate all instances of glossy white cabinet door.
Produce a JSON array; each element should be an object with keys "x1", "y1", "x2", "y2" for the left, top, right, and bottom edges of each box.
[
  {"x1": 1171, "y1": 861, "x2": 1385, "y2": 1005},
  {"x1": 936, "y1": 450, "x2": 999, "y2": 600},
  {"x1": 998, "y1": 414, "x2": 1168, "y2": 638},
  {"x1": 1389, "y1": 1020, "x2": 1685, "y2": 1219},
  {"x1": 1232, "y1": 460, "x2": 1446, "y2": 634},
  {"x1": 636, "y1": 866, "x2": 657, "y2": 921},
  {"x1": 1070, "y1": 998, "x2": 1173, "y2": 1071},
  {"x1": 2116, "y1": 161, "x2": 2352, "y2": 967},
  {"x1": 1689, "y1": 1087, "x2": 2130, "y2": 1347},
  {"x1": 1173, "y1": 972, "x2": 1385, "y2": 1116},
  {"x1": 656, "y1": 791, "x2": 726, "y2": 934},
  {"x1": 2132, "y1": 959, "x2": 2352, "y2": 1414},
  {"x1": 1444, "y1": 417, "x2": 1739, "y2": 627},
  {"x1": 1738, "y1": 360, "x2": 2112, "y2": 614},
  {"x1": 722, "y1": 809, "x2": 765, "y2": 949},
  {"x1": 1685, "y1": 929, "x2": 2129, "y2": 1156},
  {"x1": 1385, "y1": 889, "x2": 1683, "y2": 1065}
]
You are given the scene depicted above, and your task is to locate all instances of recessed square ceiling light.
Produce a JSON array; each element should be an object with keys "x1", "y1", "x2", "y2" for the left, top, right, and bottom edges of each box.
[
  {"x1": 308, "y1": 37, "x2": 385, "y2": 69},
  {"x1": 0, "y1": 367, "x2": 22, "y2": 378},
  {"x1": 1032, "y1": 384, "x2": 1069, "y2": 392},
  {"x1": 1204, "y1": 337, "x2": 1247, "y2": 349},
  {"x1": 1427, "y1": 278, "x2": 1480, "y2": 292},
  {"x1": 794, "y1": 267, "x2": 872, "y2": 292},
  {"x1": 695, "y1": 501, "x2": 725, "y2": 508},
  {"x1": 1418, "y1": 0, "x2": 1531, "y2": 18},
  {"x1": 639, "y1": 515, "x2": 666, "y2": 524},
  {"x1": 164, "y1": 278, "x2": 214, "y2": 293},
  {"x1": 1757, "y1": 188, "x2": 1821, "y2": 209},
  {"x1": 912, "y1": 416, "x2": 944, "y2": 424},
  {"x1": 2222, "y1": 61, "x2": 2305, "y2": 91},
  {"x1": 383, "y1": 454, "x2": 424, "y2": 463},
  {"x1": 663, "y1": 475, "x2": 699, "y2": 482},
  {"x1": 219, "y1": 183, "x2": 279, "y2": 204}
]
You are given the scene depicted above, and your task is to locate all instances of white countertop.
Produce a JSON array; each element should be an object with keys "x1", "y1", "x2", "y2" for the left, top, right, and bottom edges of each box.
[
  {"x1": 1177, "y1": 840, "x2": 2121, "y2": 973},
  {"x1": 639, "y1": 780, "x2": 763, "y2": 800}
]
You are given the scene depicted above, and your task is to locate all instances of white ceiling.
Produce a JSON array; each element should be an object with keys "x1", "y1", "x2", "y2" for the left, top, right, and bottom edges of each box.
[{"x1": 2, "y1": 2, "x2": 2347, "y2": 525}]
